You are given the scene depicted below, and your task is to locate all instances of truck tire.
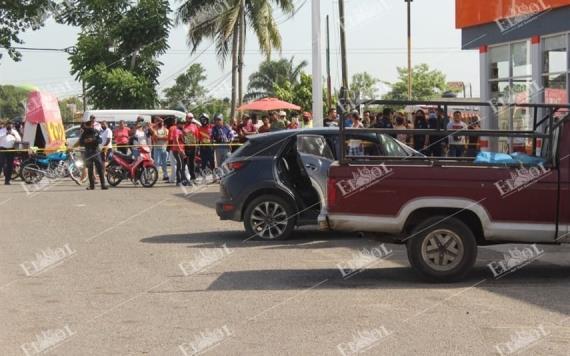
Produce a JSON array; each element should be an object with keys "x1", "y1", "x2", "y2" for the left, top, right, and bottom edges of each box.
[
  {"x1": 406, "y1": 216, "x2": 477, "y2": 282},
  {"x1": 244, "y1": 195, "x2": 296, "y2": 241}
]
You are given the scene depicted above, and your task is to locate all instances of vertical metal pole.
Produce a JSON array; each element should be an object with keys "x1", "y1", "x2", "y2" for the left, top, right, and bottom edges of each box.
[
  {"x1": 338, "y1": 0, "x2": 349, "y2": 90},
  {"x1": 406, "y1": 0, "x2": 413, "y2": 100},
  {"x1": 82, "y1": 80, "x2": 86, "y2": 111},
  {"x1": 326, "y1": 15, "x2": 332, "y2": 111},
  {"x1": 311, "y1": 0, "x2": 324, "y2": 127}
]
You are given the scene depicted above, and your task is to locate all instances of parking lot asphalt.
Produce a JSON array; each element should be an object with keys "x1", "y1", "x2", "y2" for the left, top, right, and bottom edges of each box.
[{"x1": 1, "y1": 180, "x2": 569, "y2": 355}]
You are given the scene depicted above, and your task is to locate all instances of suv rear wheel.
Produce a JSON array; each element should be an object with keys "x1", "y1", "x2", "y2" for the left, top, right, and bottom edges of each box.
[
  {"x1": 244, "y1": 195, "x2": 295, "y2": 241},
  {"x1": 406, "y1": 216, "x2": 477, "y2": 282}
]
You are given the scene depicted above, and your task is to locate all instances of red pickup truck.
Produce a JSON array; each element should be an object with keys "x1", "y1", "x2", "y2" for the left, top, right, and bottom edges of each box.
[{"x1": 319, "y1": 101, "x2": 570, "y2": 282}]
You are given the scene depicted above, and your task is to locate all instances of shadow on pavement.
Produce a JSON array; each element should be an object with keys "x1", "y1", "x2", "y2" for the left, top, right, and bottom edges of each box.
[{"x1": 141, "y1": 229, "x2": 363, "y2": 249}]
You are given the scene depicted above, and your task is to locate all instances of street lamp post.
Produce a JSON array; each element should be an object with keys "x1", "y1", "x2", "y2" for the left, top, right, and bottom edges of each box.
[
  {"x1": 311, "y1": 0, "x2": 323, "y2": 127},
  {"x1": 405, "y1": 0, "x2": 413, "y2": 100}
]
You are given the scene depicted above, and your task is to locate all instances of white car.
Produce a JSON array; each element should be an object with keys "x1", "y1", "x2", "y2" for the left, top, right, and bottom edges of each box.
[{"x1": 65, "y1": 125, "x2": 81, "y2": 148}]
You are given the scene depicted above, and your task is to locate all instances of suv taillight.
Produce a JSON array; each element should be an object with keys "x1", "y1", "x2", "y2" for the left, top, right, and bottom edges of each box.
[
  {"x1": 225, "y1": 161, "x2": 247, "y2": 171},
  {"x1": 327, "y1": 177, "x2": 337, "y2": 211}
]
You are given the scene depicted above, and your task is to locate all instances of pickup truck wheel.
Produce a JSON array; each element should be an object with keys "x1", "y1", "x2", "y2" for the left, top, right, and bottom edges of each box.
[
  {"x1": 406, "y1": 216, "x2": 477, "y2": 282},
  {"x1": 244, "y1": 195, "x2": 295, "y2": 241}
]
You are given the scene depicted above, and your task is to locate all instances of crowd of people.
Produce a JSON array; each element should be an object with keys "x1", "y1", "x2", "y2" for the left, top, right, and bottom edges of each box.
[
  {"x1": 323, "y1": 107, "x2": 482, "y2": 158},
  {"x1": 76, "y1": 110, "x2": 315, "y2": 189},
  {"x1": 1, "y1": 107, "x2": 482, "y2": 188}
]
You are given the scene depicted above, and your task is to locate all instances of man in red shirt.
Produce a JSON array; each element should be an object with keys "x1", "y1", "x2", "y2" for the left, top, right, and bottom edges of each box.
[
  {"x1": 198, "y1": 114, "x2": 214, "y2": 171},
  {"x1": 183, "y1": 113, "x2": 200, "y2": 183},
  {"x1": 113, "y1": 120, "x2": 130, "y2": 154},
  {"x1": 169, "y1": 118, "x2": 186, "y2": 185}
]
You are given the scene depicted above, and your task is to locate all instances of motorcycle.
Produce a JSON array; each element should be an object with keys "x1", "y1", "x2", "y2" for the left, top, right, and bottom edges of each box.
[
  {"x1": 106, "y1": 145, "x2": 158, "y2": 188},
  {"x1": 20, "y1": 150, "x2": 82, "y2": 185}
]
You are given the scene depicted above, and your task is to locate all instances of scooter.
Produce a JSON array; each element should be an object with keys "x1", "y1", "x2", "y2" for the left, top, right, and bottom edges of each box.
[{"x1": 106, "y1": 145, "x2": 158, "y2": 188}]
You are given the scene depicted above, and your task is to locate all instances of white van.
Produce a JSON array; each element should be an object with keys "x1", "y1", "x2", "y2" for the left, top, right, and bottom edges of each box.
[{"x1": 82, "y1": 109, "x2": 187, "y2": 125}]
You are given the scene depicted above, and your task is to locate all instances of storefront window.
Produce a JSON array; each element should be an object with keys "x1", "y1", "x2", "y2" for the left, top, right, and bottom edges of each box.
[
  {"x1": 511, "y1": 42, "x2": 531, "y2": 77},
  {"x1": 490, "y1": 45, "x2": 509, "y2": 79},
  {"x1": 543, "y1": 35, "x2": 567, "y2": 74}
]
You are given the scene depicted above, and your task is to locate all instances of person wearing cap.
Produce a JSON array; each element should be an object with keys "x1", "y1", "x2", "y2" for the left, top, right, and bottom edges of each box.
[
  {"x1": 89, "y1": 115, "x2": 102, "y2": 132},
  {"x1": 0, "y1": 120, "x2": 22, "y2": 185},
  {"x1": 211, "y1": 114, "x2": 233, "y2": 168},
  {"x1": 183, "y1": 113, "x2": 200, "y2": 184},
  {"x1": 169, "y1": 117, "x2": 187, "y2": 186},
  {"x1": 270, "y1": 111, "x2": 287, "y2": 131},
  {"x1": 79, "y1": 120, "x2": 107, "y2": 190},
  {"x1": 302, "y1": 112, "x2": 313, "y2": 128},
  {"x1": 198, "y1": 113, "x2": 214, "y2": 172}
]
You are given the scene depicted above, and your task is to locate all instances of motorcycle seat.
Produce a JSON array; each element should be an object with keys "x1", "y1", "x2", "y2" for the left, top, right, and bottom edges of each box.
[{"x1": 113, "y1": 151, "x2": 135, "y2": 163}]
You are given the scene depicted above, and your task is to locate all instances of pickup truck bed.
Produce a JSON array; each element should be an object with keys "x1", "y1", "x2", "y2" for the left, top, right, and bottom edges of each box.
[{"x1": 320, "y1": 103, "x2": 570, "y2": 282}]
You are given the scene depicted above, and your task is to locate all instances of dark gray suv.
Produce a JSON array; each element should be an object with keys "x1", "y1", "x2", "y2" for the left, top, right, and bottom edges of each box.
[{"x1": 216, "y1": 128, "x2": 420, "y2": 240}]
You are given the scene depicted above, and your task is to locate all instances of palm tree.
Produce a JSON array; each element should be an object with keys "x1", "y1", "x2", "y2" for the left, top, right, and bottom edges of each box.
[
  {"x1": 177, "y1": 0, "x2": 295, "y2": 120},
  {"x1": 244, "y1": 57, "x2": 307, "y2": 101}
]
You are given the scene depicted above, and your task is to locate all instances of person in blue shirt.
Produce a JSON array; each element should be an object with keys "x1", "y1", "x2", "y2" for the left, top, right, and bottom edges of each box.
[{"x1": 211, "y1": 114, "x2": 233, "y2": 168}]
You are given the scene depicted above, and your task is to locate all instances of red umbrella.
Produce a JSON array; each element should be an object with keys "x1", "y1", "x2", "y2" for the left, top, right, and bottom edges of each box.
[{"x1": 237, "y1": 97, "x2": 301, "y2": 111}]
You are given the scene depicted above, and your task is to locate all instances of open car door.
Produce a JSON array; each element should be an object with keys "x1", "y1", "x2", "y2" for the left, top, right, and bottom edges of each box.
[{"x1": 296, "y1": 134, "x2": 335, "y2": 207}]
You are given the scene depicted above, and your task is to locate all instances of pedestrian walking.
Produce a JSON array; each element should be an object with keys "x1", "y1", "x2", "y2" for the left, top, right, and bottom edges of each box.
[
  {"x1": 79, "y1": 120, "x2": 107, "y2": 190},
  {"x1": 0, "y1": 120, "x2": 22, "y2": 185}
]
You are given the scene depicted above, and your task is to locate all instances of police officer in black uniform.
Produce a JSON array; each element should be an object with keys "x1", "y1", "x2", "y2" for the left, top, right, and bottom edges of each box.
[{"x1": 79, "y1": 120, "x2": 108, "y2": 190}]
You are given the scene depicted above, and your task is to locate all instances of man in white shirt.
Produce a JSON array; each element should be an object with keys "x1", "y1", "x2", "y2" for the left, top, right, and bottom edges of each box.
[
  {"x1": 99, "y1": 121, "x2": 113, "y2": 164},
  {"x1": 447, "y1": 111, "x2": 468, "y2": 157},
  {"x1": 0, "y1": 120, "x2": 22, "y2": 185}
]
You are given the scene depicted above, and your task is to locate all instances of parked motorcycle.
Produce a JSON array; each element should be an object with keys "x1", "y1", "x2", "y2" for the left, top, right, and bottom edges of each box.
[
  {"x1": 20, "y1": 150, "x2": 82, "y2": 185},
  {"x1": 106, "y1": 146, "x2": 158, "y2": 188}
]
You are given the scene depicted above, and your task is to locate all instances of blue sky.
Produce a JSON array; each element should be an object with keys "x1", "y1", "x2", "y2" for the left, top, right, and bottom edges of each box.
[{"x1": 0, "y1": 0, "x2": 480, "y2": 100}]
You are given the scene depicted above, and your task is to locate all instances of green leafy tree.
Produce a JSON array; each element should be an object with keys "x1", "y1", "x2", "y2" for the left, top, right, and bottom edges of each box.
[
  {"x1": 59, "y1": 0, "x2": 171, "y2": 109},
  {"x1": 177, "y1": 0, "x2": 296, "y2": 119},
  {"x1": 0, "y1": 85, "x2": 29, "y2": 119},
  {"x1": 245, "y1": 57, "x2": 307, "y2": 101},
  {"x1": 58, "y1": 96, "x2": 84, "y2": 124},
  {"x1": 350, "y1": 72, "x2": 379, "y2": 100},
  {"x1": 384, "y1": 64, "x2": 448, "y2": 101},
  {"x1": 162, "y1": 64, "x2": 207, "y2": 109},
  {"x1": 0, "y1": 0, "x2": 53, "y2": 61},
  {"x1": 273, "y1": 72, "x2": 326, "y2": 113},
  {"x1": 193, "y1": 98, "x2": 231, "y2": 121}
]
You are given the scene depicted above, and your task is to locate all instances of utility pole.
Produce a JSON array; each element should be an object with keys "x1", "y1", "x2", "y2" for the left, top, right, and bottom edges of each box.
[
  {"x1": 338, "y1": 0, "x2": 349, "y2": 91},
  {"x1": 237, "y1": 0, "x2": 246, "y2": 116},
  {"x1": 405, "y1": 0, "x2": 413, "y2": 100},
  {"x1": 326, "y1": 15, "x2": 332, "y2": 110},
  {"x1": 82, "y1": 80, "x2": 86, "y2": 111},
  {"x1": 311, "y1": 0, "x2": 323, "y2": 127}
]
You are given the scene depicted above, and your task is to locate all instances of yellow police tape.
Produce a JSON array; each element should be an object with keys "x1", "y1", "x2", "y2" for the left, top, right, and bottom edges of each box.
[{"x1": 0, "y1": 143, "x2": 244, "y2": 153}]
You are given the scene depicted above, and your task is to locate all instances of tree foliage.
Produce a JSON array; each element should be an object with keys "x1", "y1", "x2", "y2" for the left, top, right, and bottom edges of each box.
[
  {"x1": 0, "y1": 85, "x2": 29, "y2": 119},
  {"x1": 58, "y1": 0, "x2": 171, "y2": 109},
  {"x1": 59, "y1": 96, "x2": 83, "y2": 124},
  {"x1": 0, "y1": 0, "x2": 53, "y2": 62},
  {"x1": 273, "y1": 72, "x2": 315, "y2": 112},
  {"x1": 161, "y1": 64, "x2": 207, "y2": 110},
  {"x1": 350, "y1": 72, "x2": 379, "y2": 100},
  {"x1": 245, "y1": 57, "x2": 307, "y2": 101},
  {"x1": 384, "y1": 64, "x2": 448, "y2": 101}
]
